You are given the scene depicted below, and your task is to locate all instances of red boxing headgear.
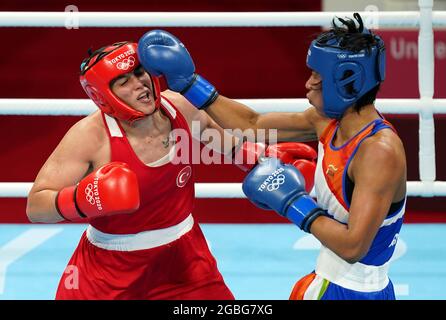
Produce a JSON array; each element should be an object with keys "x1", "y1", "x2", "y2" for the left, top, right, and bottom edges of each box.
[{"x1": 79, "y1": 42, "x2": 161, "y2": 122}]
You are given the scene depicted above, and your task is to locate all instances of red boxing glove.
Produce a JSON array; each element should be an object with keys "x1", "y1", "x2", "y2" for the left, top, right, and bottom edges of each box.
[
  {"x1": 232, "y1": 140, "x2": 267, "y2": 172},
  {"x1": 56, "y1": 162, "x2": 140, "y2": 221},
  {"x1": 232, "y1": 141, "x2": 317, "y2": 191},
  {"x1": 265, "y1": 142, "x2": 317, "y2": 163},
  {"x1": 291, "y1": 159, "x2": 316, "y2": 193},
  {"x1": 265, "y1": 142, "x2": 317, "y2": 193}
]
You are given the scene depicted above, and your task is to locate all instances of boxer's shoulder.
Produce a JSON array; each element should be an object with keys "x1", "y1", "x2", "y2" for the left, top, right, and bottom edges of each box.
[
  {"x1": 161, "y1": 90, "x2": 205, "y2": 128},
  {"x1": 301, "y1": 106, "x2": 332, "y2": 139},
  {"x1": 60, "y1": 110, "x2": 108, "y2": 155},
  {"x1": 75, "y1": 111, "x2": 106, "y2": 136},
  {"x1": 161, "y1": 90, "x2": 196, "y2": 115}
]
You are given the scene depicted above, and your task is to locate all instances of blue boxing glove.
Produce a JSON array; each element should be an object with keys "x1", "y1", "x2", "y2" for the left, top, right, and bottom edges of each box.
[
  {"x1": 242, "y1": 157, "x2": 326, "y2": 233},
  {"x1": 137, "y1": 29, "x2": 218, "y2": 109}
]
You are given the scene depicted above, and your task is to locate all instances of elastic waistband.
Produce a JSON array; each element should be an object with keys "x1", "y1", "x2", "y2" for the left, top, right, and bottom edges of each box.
[
  {"x1": 86, "y1": 214, "x2": 194, "y2": 251},
  {"x1": 315, "y1": 245, "x2": 390, "y2": 292}
]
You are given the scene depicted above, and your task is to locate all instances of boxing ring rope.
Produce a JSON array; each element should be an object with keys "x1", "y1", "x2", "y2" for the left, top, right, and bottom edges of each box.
[
  {"x1": 1, "y1": 98, "x2": 446, "y2": 115},
  {"x1": 0, "y1": 11, "x2": 446, "y2": 27},
  {"x1": 2, "y1": 182, "x2": 446, "y2": 198},
  {"x1": 1, "y1": 0, "x2": 445, "y2": 197}
]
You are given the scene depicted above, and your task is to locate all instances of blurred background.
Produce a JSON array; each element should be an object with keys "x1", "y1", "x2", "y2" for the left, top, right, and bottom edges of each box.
[
  {"x1": 0, "y1": 0, "x2": 445, "y2": 300},
  {"x1": 0, "y1": 0, "x2": 445, "y2": 223}
]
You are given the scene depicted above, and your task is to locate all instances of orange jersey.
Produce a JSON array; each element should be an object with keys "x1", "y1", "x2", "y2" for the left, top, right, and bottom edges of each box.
[{"x1": 316, "y1": 117, "x2": 397, "y2": 213}]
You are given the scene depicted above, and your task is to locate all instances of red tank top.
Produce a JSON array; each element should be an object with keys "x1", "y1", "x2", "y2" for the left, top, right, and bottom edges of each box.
[{"x1": 90, "y1": 96, "x2": 195, "y2": 234}]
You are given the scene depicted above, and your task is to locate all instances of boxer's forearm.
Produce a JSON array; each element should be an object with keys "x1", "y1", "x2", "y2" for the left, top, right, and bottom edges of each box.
[
  {"x1": 205, "y1": 95, "x2": 261, "y2": 133},
  {"x1": 26, "y1": 189, "x2": 65, "y2": 223},
  {"x1": 206, "y1": 96, "x2": 317, "y2": 143},
  {"x1": 200, "y1": 115, "x2": 242, "y2": 158}
]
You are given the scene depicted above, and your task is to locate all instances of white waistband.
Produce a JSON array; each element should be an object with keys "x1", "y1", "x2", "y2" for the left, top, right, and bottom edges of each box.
[
  {"x1": 315, "y1": 245, "x2": 390, "y2": 292},
  {"x1": 86, "y1": 214, "x2": 194, "y2": 251}
]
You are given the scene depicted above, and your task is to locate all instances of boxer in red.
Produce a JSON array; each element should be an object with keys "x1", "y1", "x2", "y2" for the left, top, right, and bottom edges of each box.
[{"x1": 26, "y1": 41, "x2": 316, "y2": 299}]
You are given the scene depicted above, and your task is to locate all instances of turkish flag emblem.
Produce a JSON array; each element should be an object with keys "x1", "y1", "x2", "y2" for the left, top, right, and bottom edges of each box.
[{"x1": 176, "y1": 166, "x2": 192, "y2": 188}]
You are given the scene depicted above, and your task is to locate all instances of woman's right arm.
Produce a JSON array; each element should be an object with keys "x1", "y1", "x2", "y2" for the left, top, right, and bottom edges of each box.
[
  {"x1": 26, "y1": 116, "x2": 103, "y2": 223},
  {"x1": 205, "y1": 95, "x2": 326, "y2": 142}
]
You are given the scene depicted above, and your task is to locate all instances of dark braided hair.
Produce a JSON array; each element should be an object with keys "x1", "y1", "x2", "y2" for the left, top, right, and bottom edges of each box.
[
  {"x1": 80, "y1": 42, "x2": 129, "y2": 76},
  {"x1": 316, "y1": 13, "x2": 380, "y2": 54}
]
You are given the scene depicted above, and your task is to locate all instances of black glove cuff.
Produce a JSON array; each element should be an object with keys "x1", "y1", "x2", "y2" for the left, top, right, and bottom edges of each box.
[{"x1": 301, "y1": 209, "x2": 327, "y2": 233}]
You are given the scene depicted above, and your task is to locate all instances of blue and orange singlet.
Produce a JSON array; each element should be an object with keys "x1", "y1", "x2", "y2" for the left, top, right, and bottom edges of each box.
[{"x1": 290, "y1": 117, "x2": 406, "y2": 300}]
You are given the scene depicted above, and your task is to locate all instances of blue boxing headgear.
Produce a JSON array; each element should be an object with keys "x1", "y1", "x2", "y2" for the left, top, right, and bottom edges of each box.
[{"x1": 306, "y1": 14, "x2": 386, "y2": 119}]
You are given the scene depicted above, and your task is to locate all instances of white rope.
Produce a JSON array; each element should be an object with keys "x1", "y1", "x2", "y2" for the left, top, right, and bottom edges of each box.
[
  {"x1": 0, "y1": 11, "x2": 445, "y2": 27},
  {"x1": 3, "y1": 182, "x2": 446, "y2": 198},
  {"x1": 434, "y1": 11, "x2": 446, "y2": 25},
  {"x1": 0, "y1": 99, "x2": 95, "y2": 116},
  {"x1": 418, "y1": 0, "x2": 436, "y2": 182},
  {"x1": 1, "y1": 5, "x2": 445, "y2": 198},
  {"x1": 2, "y1": 11, "x2": 445, "y2": 28},
  {"x1": 1, "y1": 98, "x2": 446, "y2": 115}
]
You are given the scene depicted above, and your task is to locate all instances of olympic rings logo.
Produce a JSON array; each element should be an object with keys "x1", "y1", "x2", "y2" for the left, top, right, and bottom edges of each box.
[
  {"x1": 266, "y1": 174, "x2": 286, "y2": 191},
  {"x1": 84, "y1": 183, "x2": 96, "y2": 205},
  {"x1": 116, "y1": 56, "x2": 135, "y2": 70}
]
